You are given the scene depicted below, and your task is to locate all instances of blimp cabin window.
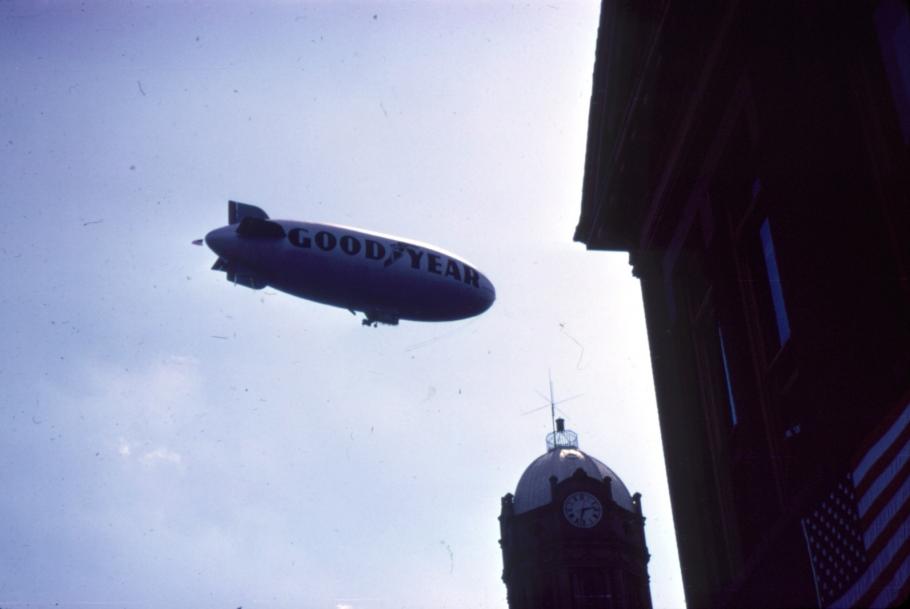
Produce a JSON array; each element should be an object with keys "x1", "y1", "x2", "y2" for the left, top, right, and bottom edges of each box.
[
  {"x1": 717, "y1": 324, "x2": 739, "y2": 427},
  {"x1": 875, "y1": 0, "x2": 910, "y2": 145},
  {"x1": 759, "y1": 218, "x2": 791, "y2": 348}
]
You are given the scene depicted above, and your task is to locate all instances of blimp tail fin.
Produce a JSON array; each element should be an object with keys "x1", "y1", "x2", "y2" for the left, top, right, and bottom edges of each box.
[{"x1": 228, "y1": 200, "x2": 269, "y2": 224}]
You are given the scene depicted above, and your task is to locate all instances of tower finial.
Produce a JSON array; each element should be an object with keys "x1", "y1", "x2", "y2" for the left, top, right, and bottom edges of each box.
[
  {"x1": 527, "y1": 372, "x2": 582, "y2": 450},
  {"x1": 546, "y1": 373, "x2": 579, "y2": 451},
  {"x1": 549, "y1": 368, "x2": 557, "y2": 441}
]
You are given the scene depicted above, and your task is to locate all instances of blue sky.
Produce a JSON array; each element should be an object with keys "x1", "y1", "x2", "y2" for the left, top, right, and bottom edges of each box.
[{"x1": 0, "y1": 2, "x2": 684, "y2": 608}]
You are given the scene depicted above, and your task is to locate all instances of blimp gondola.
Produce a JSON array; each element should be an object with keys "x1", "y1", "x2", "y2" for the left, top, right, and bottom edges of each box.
[{"x1": 200, "y1": 201, "x2": 496, "y2": 326}]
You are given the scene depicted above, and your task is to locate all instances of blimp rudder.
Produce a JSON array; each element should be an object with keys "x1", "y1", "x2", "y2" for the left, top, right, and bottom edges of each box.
[{"x1": 228, "y1": 200, "x2": 269, "y2": 224}]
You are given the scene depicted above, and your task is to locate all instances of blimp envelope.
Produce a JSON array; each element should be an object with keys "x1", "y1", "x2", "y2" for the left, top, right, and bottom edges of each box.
[{"x1": 203, "y1": 201, "x2": 496, "y2": 326}]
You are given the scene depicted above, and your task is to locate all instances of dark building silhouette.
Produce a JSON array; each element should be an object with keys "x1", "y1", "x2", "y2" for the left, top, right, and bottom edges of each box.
[
  {"x1": 574, "y1": 1, "x2": 910, "y2": 607},
  {"x1": 499, "y1": 419, "x2": 653, "y2": 609}
]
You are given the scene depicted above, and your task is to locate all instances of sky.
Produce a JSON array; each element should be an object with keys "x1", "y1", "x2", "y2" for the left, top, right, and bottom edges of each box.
[{"x1": 0, "y1": 2, "x2": 685, "y2": 608}]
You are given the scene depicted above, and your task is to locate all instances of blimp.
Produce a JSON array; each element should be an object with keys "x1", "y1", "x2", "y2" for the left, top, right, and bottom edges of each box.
[{"x1": 199, "y1": 201, "x2": 496, "y2": 326}]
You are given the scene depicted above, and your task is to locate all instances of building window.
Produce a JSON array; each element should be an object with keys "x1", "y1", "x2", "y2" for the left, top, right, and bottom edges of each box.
[
  {"x1": 718, "y1": 325, "x2": 739, "y2": 427},
  {"x1": 875, "y1": 0, "x2": 910, "y2": 145},
  {"x1": 759, "y1": 218, "x2": 791, "y2": 347}
]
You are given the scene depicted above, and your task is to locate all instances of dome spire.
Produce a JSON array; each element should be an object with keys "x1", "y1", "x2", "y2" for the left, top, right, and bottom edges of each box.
[
  {"x1": 544, "y1": 371, "x2": 579, "y2": 451},
  {"x1": 548, "y1": 370, "x2": 557, "y2": 440}
]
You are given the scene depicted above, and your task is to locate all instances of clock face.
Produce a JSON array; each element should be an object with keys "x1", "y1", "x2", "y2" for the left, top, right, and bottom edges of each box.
[{"x1": 562, "y1": 491, "x2": 603, "y2": 528}]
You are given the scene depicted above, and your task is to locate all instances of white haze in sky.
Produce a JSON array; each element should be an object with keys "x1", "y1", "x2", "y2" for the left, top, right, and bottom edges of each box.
[{"x1": 0, "y1": 1, "x2": 685, "y2": 608}]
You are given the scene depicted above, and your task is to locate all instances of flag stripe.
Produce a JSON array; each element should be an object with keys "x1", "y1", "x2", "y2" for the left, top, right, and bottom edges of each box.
[
  {"x1": 831, "y1": 509, "x2": 910, "y2": 607},
  {"x1": 859, "y1": 521, "x2": 910, "y2": 608},
  {"x1": 861, "y1": 459, "x2": 910, "y2": 550},
  {"x1": 865, "y1": 482, "x2": 910, "y2": 559},
  {"x1": 891, "y1": 563, "x2": 910, "y2": 609},
  {"x1": 854, "y1": 403, "x2": 910, "y2": 487},
  {"x1": 863, "y1": 473, "x2": 910, "y2": 556},
  {"x1": 855, "y1": 423, "x2": 910, "y2": 506},
  {"x1": 870, "y1": 548, "x2": 910, "y2": 608}
]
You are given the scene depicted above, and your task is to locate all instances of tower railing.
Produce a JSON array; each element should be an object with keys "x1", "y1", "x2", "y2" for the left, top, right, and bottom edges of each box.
[{"x1": 546, "y1": 428, "x2": 578, "y2": 450}]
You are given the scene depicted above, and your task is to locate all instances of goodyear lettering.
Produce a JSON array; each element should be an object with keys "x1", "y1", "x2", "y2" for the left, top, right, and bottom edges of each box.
[
  {"x1": 463, "y1": 264, "x2": 479, "y2": 288},
  {"x1": 365, "y1": 239, "x2": 385, "y2": 260},
  {"x1": 288, "y1": 227, "x2": 311, "y2": 248},
  {"x1": 315, "y1": 231, "x2": 336, "y2": 251},
  {"x1": 384, "y1": 243, "x2": 406, "y2": 267},
  {"x1": 426, "y1": 253, "x2": 442, "y2": 274},
  {"x1": 340, "y1": 235, "x2": 361, "y2": 256},
  {"x1": 287, "y1": 229, "x2": 481, "y2": 288},
  {"x1": 445, "y1": 259, "x2": 461, "y2": 281},
  {"x1": 405, "y1": 247, "x2": 423, "y2": 269}
]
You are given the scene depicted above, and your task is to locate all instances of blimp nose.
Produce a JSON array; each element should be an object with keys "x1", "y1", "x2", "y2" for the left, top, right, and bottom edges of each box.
[
  {"x1": 476, "y1": 275, "x2": 496, "y2": 313},
  {"x1": 204, "y1": 226, "x2": 235, "y2": 258}
]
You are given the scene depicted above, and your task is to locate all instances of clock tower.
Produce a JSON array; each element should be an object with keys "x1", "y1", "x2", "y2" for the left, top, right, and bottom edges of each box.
[{"x1": 499, "y1": 419, "x2": 653, "y2": 609}]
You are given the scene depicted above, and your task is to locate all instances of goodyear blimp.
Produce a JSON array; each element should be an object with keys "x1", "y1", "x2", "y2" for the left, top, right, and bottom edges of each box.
[{"x1": 199, "y1": 201, "x2": 496, "y2": 326}]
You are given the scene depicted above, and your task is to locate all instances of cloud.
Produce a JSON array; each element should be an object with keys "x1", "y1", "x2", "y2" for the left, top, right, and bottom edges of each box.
[{"x1": 140, "y1": 447, "x2": 183, "y2": 467}]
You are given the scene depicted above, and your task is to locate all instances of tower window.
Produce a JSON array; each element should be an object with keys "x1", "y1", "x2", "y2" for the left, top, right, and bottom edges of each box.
[{"x1": 759, "y1": 218, "x2": 791, "y2": 346}]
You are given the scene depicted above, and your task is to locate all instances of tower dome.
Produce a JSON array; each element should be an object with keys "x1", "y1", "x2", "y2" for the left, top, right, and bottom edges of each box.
[
  {"x1": 512, "y1": 418, "x2": 635, "y2": 514},
  {"x1": 499, "y1": 417, "x2": 653, "y2": 609}
]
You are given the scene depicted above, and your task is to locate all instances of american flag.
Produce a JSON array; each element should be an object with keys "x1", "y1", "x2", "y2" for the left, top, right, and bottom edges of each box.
[
  {"x1": 802, "y1": 397, "x2": 910, "y2": 608},
  {"x1": 801, "y1": 473, "x2": 868, "y2": 605}
]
